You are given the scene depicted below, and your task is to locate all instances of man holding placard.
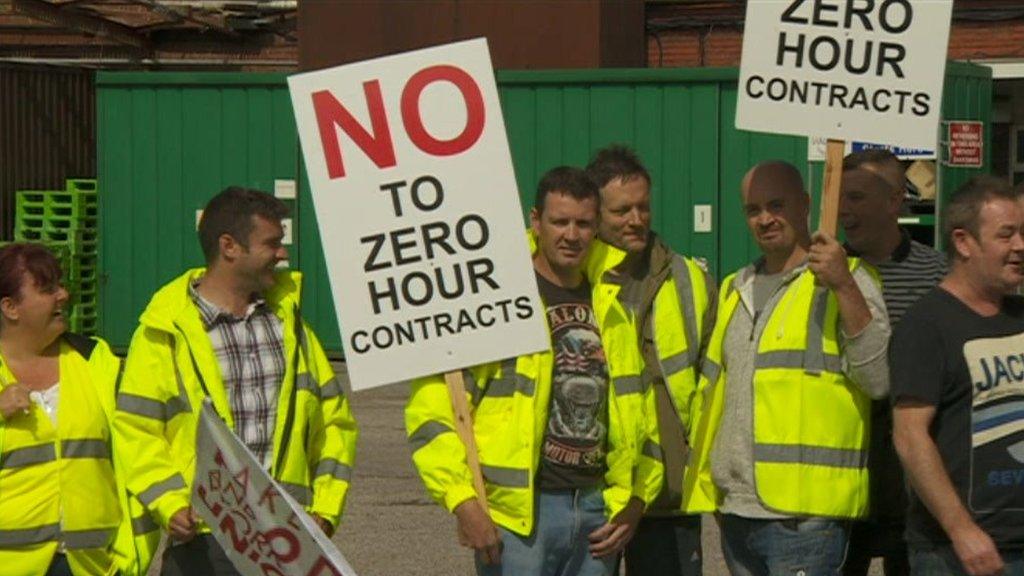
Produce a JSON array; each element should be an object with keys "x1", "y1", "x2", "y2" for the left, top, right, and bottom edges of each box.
[
  {"x1": 683, "y1": 161, "x2": 890, "y2": 576},
  {"x1": 115, "y1": 187, "x2": 358, "y2": 575},
  {"x1": 406, "y1": 167, "x2": 661, "y2": 575},
  {"x1": 584, "y1": 145, "x2": 715, "y2": 576}
]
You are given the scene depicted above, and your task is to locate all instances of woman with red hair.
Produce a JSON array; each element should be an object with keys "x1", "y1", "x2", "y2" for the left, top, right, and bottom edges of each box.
[{"x1": 0, "y1": 243, "x2": 153, "y2": 576}]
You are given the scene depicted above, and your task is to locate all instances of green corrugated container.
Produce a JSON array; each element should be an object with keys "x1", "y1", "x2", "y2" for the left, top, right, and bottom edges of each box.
[{"x1": 97, "y1": 63, "x2": 992, "y2": 352}]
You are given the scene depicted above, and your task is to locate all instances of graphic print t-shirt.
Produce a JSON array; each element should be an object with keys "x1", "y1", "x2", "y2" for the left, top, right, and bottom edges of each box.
[
  {"x1": 892, "y1": 288, "x2": 1024, "y2": 550},
  {"x1": 535, "y1": 272, "x2": 610, "y2": 490}
]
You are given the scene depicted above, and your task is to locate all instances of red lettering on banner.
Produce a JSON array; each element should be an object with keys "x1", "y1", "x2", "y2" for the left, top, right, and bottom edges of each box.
[
  {"x1": 265, "y1": 527, "x2": 302, "y2": 563},
  {"x1": 197, "y1": 485, "x2": 223, "y2": 516},
  {"x1": 306, "y1": 556, "x2": 343, "y2": 576},
  {"x1": 262, "y1": 564, "x2": 287, "y2": 576},
  {"x1": 400, "y1": 65, "x2": 486, "y2": 157},
  {"x1": 258, "y1": 485, "x2": 283, "y2": 514},
  {"x1": 312, "y1": 81, "x2": 397, "y2": 180},
  {"x1": 220, "y1": 513, "x2": 252, "y2": 554}
]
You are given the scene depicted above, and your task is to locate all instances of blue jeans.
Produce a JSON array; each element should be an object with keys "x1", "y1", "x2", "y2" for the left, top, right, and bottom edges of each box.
[
  {"x1": 622, "y1": 514, "x2": 703, "y2": 576},
  {"x1": 910, "y1": 546, "x2": 1024, "y2": 576},
  {"x1": 721, "y1": 514, "x2": 850, "y2": 576},
  {"x1": 477, "y1": 487, "x2": 616, "y2": 576}
]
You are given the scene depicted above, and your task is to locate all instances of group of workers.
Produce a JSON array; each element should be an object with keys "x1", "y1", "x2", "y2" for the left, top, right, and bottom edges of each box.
[
  {"x1": 407, "y1": 145, "x2": 1024, "y2": 576},
  {"x1": 0, "y1": 144, "x2": 1020, "y2": 576},
  {"x1": 0, "y1": 187, "x2": 357, "y2": 575}
]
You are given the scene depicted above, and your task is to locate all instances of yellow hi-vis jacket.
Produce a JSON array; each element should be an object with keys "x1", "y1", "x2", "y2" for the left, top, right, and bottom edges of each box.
[
  {"x1": 586, "y1": 239, "x2": 713, "y2": 511},
  {"x1": 683, "y1": 260, "x2": 872, "y2": 518},
  {"x1": 114, "y1": 269, "x2": 358, "y2": 534},
  {"x1": 0, "y1": 334, "x2": 146, "y2": 576},
  {"x1": 405, "y1": 243, "x2": 663, "y2": 537}
]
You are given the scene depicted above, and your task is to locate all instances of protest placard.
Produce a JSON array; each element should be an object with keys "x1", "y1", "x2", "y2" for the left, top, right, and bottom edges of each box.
[
  {"x1": 288, "y1": 38, "x2": 548, "y2": 391},
  {"x1": 737, "y1": 0, "x2": 953, "y2": 232},
  {"x1": 738, "y1": 0, "x2": 953, "y2": 149},
  {"x1": 193, "y1": 402, "x2": 358, "y2": 576}
]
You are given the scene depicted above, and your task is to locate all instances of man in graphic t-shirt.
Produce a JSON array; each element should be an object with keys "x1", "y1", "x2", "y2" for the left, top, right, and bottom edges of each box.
[
  {"x1": 406, "y1": 167, "x2": 661, "y2": 576},
  {"x1": 893, "y1": 176, "x2": 1024, "y2": 576}
]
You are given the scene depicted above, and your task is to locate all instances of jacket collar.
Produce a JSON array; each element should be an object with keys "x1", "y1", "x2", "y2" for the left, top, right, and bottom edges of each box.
[{"x1": 139, "y1": 267, "x2": 303, "y2": 332}]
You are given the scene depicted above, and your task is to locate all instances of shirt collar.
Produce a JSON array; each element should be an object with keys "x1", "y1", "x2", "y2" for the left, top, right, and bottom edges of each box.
[
  {"x1": 843, "y1": 227, "x2": 912, "y2": 263},
  {"x1": 188, "y1": 279, "x2": 269, "y2": 329}
]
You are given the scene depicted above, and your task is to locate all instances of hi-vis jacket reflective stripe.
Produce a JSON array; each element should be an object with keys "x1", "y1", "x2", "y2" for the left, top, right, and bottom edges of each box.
[
  {"x1": 587, "y1": 240, "x2": 712, "y2": 501},
  {"x1": 114, "y1": 269, "x2": 358, "y2": 533},
  {"x1": 683, "y1": 260, "x2": 872, "y2": 519},
  {"x1": 405, "y1": 239, "x2": 663, "y2": 537},
  {"x1": 0, "y1": 334, "x2": 134, "y2": 576}
]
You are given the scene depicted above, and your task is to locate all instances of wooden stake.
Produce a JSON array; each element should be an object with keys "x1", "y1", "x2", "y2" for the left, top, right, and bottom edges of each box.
[
  {"x1": 819, "y1": 138, "x2": 845, "y2": 236},
  {"x1": 445, "y1": 370, "x2": 489, "y2": 511}
]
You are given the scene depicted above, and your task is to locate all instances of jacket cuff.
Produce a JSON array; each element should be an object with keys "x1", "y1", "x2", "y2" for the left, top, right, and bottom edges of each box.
[
  {"x1": 444, "y1": 485, "x2": 480, "y2": 514},
  {"x1": 153, "y1": 492, "x2": 192, "y2": 530}
]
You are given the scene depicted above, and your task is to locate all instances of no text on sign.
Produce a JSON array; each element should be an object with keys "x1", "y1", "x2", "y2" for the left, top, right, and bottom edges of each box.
[
  {"x1": 946, "y1": 121, "x2": 983, "y2": 167},
  {"x1": 737, "y1": 0, "x2": 953, "y2": 149},
  {"x1": 288, "y1": 39, "x2": 548, "y2": 390}
]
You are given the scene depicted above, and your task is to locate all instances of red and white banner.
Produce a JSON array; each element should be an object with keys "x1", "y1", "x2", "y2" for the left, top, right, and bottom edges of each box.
[{"x1": 193, "y1": 401, "x2": 358, "y2": 576}]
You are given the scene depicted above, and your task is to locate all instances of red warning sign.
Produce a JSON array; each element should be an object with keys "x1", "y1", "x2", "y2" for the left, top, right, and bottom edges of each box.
[{"x1": 947, "y1": 121, "x2": 983, "y2": 167}]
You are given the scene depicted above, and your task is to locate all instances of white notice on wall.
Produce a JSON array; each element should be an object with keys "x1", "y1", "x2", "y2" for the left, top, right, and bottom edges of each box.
[
  {"x1": 288, "y1": 39, "x2": 548, "y2": 390},
  {"x1": 737, "y1": 0, "x2": 953, "y2": 150}
]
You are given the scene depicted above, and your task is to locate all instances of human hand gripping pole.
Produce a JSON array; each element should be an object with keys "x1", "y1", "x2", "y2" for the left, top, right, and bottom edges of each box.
[{"x1": 445, "y1": 370, "x2": 502, "y2": 565}]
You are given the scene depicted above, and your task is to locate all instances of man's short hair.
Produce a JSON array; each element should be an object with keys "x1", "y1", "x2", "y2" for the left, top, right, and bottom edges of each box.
[
  {"x1": 584, "y1": 144, "x2": 651, "y2": 190},
  {"x1": 198, "y1": 186, "x2": 289, "y2": 263},
  {"x1": 534, "y1": 166, "x2": 599, "y2": 213},
  {"x1": 842, "y1": 148, "x2": 904, "y2": 192},
  {"x1": 942, "y1": 175, "x2": 1017, "y2": 258},
  {"x1": 842, "y1": 148, "x2": 900, "y2": 171}
]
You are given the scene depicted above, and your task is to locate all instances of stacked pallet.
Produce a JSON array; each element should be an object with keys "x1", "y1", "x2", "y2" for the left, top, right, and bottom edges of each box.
[{"x1": 14, "y1": 179, "x2": 98, "y2": 335}]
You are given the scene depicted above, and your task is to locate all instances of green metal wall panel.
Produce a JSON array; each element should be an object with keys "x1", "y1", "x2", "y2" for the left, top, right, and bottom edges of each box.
[
  {"x1": 495, "y1": 71, "x2": 734, "y2": 276},
  {"x1": 97, "y1": 63, "x2": 991, "y2": 352},
  {"x1": 938, "y1": 62, "x2": 993, "y2": 250},
  {"x1": 97, "y1": 74, "x2": 302, "y2": 350}
]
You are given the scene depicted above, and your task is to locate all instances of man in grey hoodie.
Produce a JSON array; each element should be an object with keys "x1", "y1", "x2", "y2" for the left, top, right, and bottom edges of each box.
[{"x1": 688, "y1": 160, "x2": 890, "y2": 576}]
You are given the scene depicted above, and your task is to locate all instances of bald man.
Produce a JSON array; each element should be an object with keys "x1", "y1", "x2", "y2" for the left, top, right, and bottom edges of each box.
[
  {"x1": 684, "y1": 161, "x2": 891, "y2": 576},
  {"x1": 840, "y1": 150, "x2": 946, "y2": 576}
]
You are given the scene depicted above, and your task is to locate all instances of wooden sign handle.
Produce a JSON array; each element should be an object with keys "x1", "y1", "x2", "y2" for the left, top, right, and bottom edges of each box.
[
  {"x1": 444, "y1": 370, "x2": 489, "y2": 512},
  {"x1": 818, "y1": 138, "x2": 845, "y2": 237}
]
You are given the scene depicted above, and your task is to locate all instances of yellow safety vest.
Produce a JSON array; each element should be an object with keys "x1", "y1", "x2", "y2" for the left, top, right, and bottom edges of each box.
[
  {"x1": 588, "y1": 241, "x2": 712, "y2": 446},
  {"x1": 0, "y1": 335, "x2": 125, "y2": 576},
  {"x1": 114, "y1": 269, "x2": 359, "y2": 534},
  {"x1": 683, "y1": 261, "x2": 871, "y2": 518},
  {"x1": 406, "y1": 244, "x2": 663, "y2": 536}
]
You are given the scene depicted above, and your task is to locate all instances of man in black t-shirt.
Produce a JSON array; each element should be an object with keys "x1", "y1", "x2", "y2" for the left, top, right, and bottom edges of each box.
[
  {"x1": 409, "y1": 167, "x2": 657, "y2": 576},
  {"x1": 893, "y1": 176, "x2": 1024, "y2": 576}
]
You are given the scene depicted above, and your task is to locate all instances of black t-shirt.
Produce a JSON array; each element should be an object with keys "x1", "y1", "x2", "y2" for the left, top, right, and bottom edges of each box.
[
  {"x1": 534, "y1": 272, "x2": 610, "y2": 490},
  {"x1": 892, "y1": 287, "x2": 1024, "y2": 550}
]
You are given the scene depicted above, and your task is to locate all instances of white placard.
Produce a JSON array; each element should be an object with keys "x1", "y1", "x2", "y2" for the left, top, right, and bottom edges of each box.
[
  {"x1": 194, "y1": 402, "x2": 358, "y2": 576},
  {"x1": 288, "y1": 39, "x2": 548, "y2": 390},
  {"x1": 737, "y1": 0, "x2": 953, "y2": 149}
]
